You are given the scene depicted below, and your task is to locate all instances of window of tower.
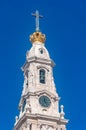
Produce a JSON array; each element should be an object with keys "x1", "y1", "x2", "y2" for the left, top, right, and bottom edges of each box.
[
  {"x1": 30, "y1": 124, "x2": 32, "y2": 130},
  {"x1": 39, "y1": 69, "x2": 45, "y2": 84},
  {"x1": 22, "y1": 99, "x2": 26, "y2": 112},
  {"x1": 39, "y1": 48, "x2": 45, "y2": 54},
  {"x1": 40, "y1": 49, "x2": 43, "y2": 54}
]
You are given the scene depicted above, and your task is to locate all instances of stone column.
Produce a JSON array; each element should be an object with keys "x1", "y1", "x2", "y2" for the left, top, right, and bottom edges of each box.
[
  {"x1": 25, "y1": 120, "x2": 30, "y2": 130},
  {"x1": 37, "y1": 124, "x2": 41, "y2": 130},
  {"x1": 32, "y1": 123, "x2": 37, "y2": 130}
]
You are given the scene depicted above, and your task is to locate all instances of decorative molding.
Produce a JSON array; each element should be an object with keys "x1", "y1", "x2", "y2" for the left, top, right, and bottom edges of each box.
[{"x1": 37, "y1": 65, "x2": 49, "y2": 72}]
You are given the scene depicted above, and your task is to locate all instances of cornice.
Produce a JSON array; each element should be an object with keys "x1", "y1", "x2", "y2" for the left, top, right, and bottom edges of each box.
[
  {"x1": 14, "y1": 113, "x2": 69, "y2": 130},
  {"x1": 26, "y1": 56, "x2": 55, "y2": 67}
]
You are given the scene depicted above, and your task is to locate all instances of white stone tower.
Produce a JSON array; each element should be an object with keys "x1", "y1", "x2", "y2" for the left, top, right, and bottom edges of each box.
[{"x1": 13, "y1": 10, "x2": 68, "y2": 130}]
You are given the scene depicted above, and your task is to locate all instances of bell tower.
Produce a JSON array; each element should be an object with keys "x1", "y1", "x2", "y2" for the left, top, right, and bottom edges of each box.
[{"x1": 13, "y1": 10, "x2": 68, "y2": 130}]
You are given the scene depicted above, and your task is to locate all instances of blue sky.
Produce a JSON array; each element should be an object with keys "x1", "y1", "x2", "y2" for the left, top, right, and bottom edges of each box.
[{"x1": 0, "y1": 0, "x2": 86, "y2": 130}]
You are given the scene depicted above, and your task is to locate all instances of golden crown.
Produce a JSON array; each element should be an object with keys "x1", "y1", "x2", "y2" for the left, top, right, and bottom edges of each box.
[{"x1": 30, "y1": 31, "x2": 46, "y2": 43}]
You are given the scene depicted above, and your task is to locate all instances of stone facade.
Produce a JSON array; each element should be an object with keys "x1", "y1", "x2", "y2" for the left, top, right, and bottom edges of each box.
[{"x1": 13, "y1": 29, "x2": 68, "y2": 130}]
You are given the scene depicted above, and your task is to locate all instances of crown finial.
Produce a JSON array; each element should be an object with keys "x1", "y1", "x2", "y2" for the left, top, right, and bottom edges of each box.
[{"x1": 30, "y1": 31, "x2": 46, "y2": 43}]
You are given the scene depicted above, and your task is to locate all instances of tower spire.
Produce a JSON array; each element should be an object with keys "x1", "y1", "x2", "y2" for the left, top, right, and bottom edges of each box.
[
  {"x1": 13, "y1": 10, "x2": 69, "y2": 130},
  {"x1": 32, "y1": 10, "x2": 43, "y2": 32}
]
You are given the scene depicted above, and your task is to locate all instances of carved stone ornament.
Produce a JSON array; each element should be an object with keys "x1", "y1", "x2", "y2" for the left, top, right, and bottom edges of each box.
[{"x1": 41, "y1": 125, "x2": 53, "y2": 130}]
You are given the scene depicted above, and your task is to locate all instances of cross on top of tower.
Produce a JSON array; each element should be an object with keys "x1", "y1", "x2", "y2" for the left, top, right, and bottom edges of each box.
[{"x1": 32, "y1": 10, "x2": 43, "y2": 32}]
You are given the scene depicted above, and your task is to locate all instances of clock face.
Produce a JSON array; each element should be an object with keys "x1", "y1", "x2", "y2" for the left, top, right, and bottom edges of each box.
[{"x1": 39, "y1": 96, "x2": 51, "y2": 107}]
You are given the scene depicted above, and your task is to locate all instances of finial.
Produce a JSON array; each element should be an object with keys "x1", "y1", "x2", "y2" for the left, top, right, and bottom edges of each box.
[
  {"x1": 61, "y1": 105, "x2": 64, "y2": 113},
  {"x1": 32, "y1": 10, "x2": 43, "y2": 32},
  {"x1": 60, "y1": 105, "x2": 65, "y2": 119},
  {"x1": 15, "y1": 116, "x2": 18, "y2": 125},
  {"x1": 30, "y1": 10, "x2": 46, "y2": 43},
  {"x1": 30, "y1": 31, "x2": 46, "y2": 43}
]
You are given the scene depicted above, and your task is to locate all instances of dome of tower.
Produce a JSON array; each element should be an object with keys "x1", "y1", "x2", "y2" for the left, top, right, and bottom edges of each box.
[{"x1": 26, "y1": 41, "x2": 50, "y2": 60}]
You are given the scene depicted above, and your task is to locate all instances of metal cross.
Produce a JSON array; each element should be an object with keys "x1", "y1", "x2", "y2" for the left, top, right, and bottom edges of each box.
[{"x1": 32, "y1": 10, "x2": 43, "y2": 32}]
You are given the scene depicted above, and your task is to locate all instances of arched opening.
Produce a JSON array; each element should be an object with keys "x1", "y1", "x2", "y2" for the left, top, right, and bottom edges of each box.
[
  {"x1": 39, "y1": 69, "x2": 45, "y2": 84},
  {"x1": 22, "y1": 99, "x2": 26, "y2": 112}
]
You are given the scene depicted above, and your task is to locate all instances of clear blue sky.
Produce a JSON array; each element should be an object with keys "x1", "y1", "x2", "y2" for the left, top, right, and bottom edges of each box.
[{"x1": 0, "y1": 0, "x2": 86, "y2": 130}]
